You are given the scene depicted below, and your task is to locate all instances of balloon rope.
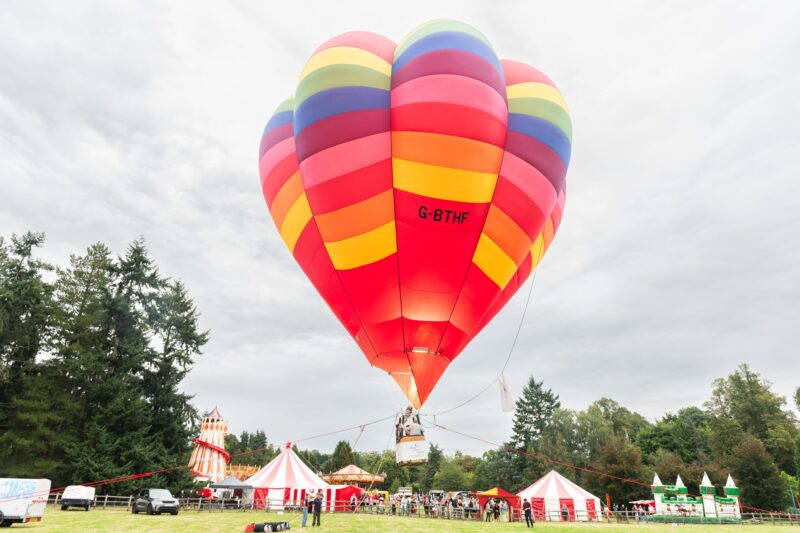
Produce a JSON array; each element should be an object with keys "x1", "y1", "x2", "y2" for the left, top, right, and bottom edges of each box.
[{"x1": 423, "y1": 245, "x2": 544, "y2": 417}]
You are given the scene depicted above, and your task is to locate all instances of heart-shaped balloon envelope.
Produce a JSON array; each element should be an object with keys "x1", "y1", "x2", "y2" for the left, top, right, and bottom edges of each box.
[{"x1": 259, "y1": 20, "x2": 570, "y2": 408}]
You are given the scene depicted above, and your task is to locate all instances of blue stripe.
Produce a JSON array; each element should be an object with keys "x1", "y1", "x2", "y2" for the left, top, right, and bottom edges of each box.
[
  {"x1": 508, "y1": 114, "x2": 572, "y2": 166},
  {"x1": 264, "y1": 110, "x2": 293, "y2": 133},
  {"x1": 294, "y1": 86, "x2": 390, "y2": 134},
  {"x1": 393, "y1": 31, "x2": 502, "y2": 75}
]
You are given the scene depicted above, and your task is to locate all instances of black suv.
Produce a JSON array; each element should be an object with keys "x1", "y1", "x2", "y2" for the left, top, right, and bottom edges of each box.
[{"x1": 131, "y1": 488, "x2": 179, "y2": 515}]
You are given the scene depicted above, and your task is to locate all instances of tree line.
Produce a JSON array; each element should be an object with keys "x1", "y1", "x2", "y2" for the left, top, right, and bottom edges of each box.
[
  {"x1": 0, "y1": 232, "x2": 207, "y2": 493},
  {"x1": 238, "y1": 367, "x2": 797, "y2": 512},
  {"x1": 1, "y1": 232, "x2": 798, "y2": 511}
]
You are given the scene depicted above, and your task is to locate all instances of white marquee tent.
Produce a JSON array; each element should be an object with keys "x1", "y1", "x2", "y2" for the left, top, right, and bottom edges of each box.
[
  {"x1": 244, "y1": 443, "x2": 359, "y2": 511},
  {"x1": 517, "y1": 470, "x2": 602, "y2": 521}
]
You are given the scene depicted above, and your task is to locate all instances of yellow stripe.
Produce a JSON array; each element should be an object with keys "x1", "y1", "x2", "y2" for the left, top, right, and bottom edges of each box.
[
  {"x1": 542, "y1": 217, "x2": 555, "y2": 249},
  {"x1": 324, "y1": 221, "x2": 396, "y2": 270},
  {"x1": 507, "y1": 82, "x2": 569, "y2": 112},
  {"x1": 299, "y1": 47, "x2": 391, "y2": 81},
  {"x1": 393, "y1": 158, "x2": 497, "y2": 203},
  {"x1": 473, "y1": 233, "x2": 518, "y2": 289},
  {"x1": 529, "y1": 234, "x2": 545, "y2": 274},
  {"x1": 279, "y1": 193, "x2": 312, "y2": 254}
]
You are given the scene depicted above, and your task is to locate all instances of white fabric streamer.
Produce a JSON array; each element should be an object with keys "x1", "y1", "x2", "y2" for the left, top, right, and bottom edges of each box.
[{"x1": 498, "y1": 373, "x2": 515, "y2": 412}]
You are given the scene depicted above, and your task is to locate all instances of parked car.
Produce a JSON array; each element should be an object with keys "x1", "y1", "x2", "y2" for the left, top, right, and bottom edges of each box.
[
  {"x1": 131, "y1": 488, "x2": 179, "y2": 516},
  {"x1": 0, "y1": 478, "x2": 51, "y2": 527},
  {"x1": 60, "y1": 485, "x2": 95, "y2": 511}
]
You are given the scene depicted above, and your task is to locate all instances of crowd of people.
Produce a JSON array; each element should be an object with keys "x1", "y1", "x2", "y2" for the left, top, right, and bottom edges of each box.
[
  {"x1": 355, "y1": 490, "x2": 519, "y2": 522},
  {"x1": 481, "y1": 498, "x2": 511, "y2": 522}
]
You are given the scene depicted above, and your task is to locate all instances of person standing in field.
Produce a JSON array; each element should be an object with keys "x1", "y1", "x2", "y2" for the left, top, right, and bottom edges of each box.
[
  {"x1": 302, "y1": 493, "x2": 311, "y2": 527},
  {"x1": 312, "y1": 492, "x2": 322, "y2": 527},
  {"x1": 523, "y1": 498, "x2": 533, "y2": 527}
]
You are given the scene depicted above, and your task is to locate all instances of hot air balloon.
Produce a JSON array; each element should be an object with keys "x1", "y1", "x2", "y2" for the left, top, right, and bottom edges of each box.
[{"x1": 259, "y1": 20, "x2": 570, "y2": 422}]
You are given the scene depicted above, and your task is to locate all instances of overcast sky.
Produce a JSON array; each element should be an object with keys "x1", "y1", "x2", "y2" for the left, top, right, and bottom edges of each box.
[{"x1": 2, "y1": 1, "x2": 799, "y2": 458}]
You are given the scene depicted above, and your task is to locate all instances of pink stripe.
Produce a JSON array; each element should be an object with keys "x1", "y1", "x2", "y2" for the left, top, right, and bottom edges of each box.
[
  {"x1": 299, "y1": 132, "x2": 390, "y2": 189},
  {"x1": 314, "y1": 31, "x2": 396, "y2": 62},
  {"x1": 501, "y1": 59, "x2": 557, "y2": 87},
  {"x1": 392, "y1": 74, "x2": 507, "y2": 124},
  {"x1": 554, "y1": 473, "x2": 577, "y2": 499},
  {"x1": 499, "y1": 152, "x2": 557, "y2": 215},
  {"x1": 259, "y1": 136, "x2": 296, "y2": 179}
]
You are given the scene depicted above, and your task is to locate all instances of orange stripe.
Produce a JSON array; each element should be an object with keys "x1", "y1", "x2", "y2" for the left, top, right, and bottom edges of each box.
[
  {"x1": 315, "y1": 189, "x2": 394, "y2": 242},
  {"x1": 482, "y1": 205, "x2": 532, "y2": 265},
  {"x1": 270, "y1": 171, "x2": 303, "y2": 228},
  {"x1": 391, "y1": 131, "x2": 503, "y2": 172}
]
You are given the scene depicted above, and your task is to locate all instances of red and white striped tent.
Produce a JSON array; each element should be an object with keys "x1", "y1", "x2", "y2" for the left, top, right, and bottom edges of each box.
[
  {"x1": 245, "y1": 442, "x2": 360, "y2": 511},
  {"x1": 517, "y1": 470, "x2": 602, "y2": 521}
]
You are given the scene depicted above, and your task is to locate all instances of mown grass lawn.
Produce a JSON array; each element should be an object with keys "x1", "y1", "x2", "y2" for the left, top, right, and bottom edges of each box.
[{"x1": 11, "y1": 509, "x2": 800, "y2": 533}]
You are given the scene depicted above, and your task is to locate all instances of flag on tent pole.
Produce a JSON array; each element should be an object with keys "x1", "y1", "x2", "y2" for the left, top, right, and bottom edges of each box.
[
  {"x1": 790, "y1": 484, "x2": 799, "y2": 514},
  {"x1": 498, "y1": 373, "x2": 515, "y2": 412}
]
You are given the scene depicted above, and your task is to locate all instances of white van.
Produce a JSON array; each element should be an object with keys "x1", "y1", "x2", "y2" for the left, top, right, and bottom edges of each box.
[
  {"x1": 61, "y1": 485, "x2": 96, "y2": 511},
  {"x1": 0, "y1": 478, "x2": 51, "y2": 527}
]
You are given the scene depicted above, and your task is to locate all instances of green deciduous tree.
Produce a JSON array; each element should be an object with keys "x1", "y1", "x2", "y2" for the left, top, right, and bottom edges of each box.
[
  {"x1": 380, "y1": 450, "x2": 410, "y2": 493},
  {"x1": 795, "y1": 433, "x2": 800, "y2": 480},
  {"x1": 419, "y1": 444, "x2": 443, "y2": 492},
  {"x1": 651, "y1": 450, "x2": 684, "y2": 486},
  {"x1": 433, "y1": 459, "x2": 469, "y2": 490},
  {"x1": 729, "y1": 435, "x2": 787, "y2": 511},
  {"x1": 474, "y1": 449, "x2": 515, "y2": 491},
  {"x1": 591, "y1": 398, "x2": 651, "y2": 443},
  {"x1": 706, "y1": 364, "x2": 798, "y2": 473},
  {"x1": 638, "y1": 408, "x2": 711, "y2": 465},
  {"x1": 588, "y1": 435, "x2": 648, "y2": 505}
]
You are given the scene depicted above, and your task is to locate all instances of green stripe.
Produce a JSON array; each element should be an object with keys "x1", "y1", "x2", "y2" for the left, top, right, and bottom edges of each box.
[
  {"x1": 394, "y1": 19, "x2": 493, "y2": 60},
  {"x1": 509, "y1": 98, "x2": 573, "y2": 141},
  {"x1": 295, "y1": 65, "x2": 390, "y2": 107},
  {"x1": 274, "y1": 98, "x2": 295, "y2": 114}
]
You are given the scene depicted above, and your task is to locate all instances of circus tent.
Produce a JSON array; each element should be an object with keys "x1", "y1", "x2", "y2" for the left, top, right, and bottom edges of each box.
[
  {"x1": 477, "y1": 486, "x2": 520, "y2": 520},
  {"x1": 244, "y1": 443, "x2": 360, "y2": 511},
  {"x1": 517, "y1": 470, "x2": 602, "y2": 521},
  {"x1": 188, "y1": 407, "x2": 229, "y2": 483}
]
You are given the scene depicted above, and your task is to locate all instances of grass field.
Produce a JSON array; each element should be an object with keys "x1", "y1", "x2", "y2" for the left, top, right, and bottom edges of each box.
[{"x1": 7, "y1": 509, "x2": 800, "y2": 533}]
